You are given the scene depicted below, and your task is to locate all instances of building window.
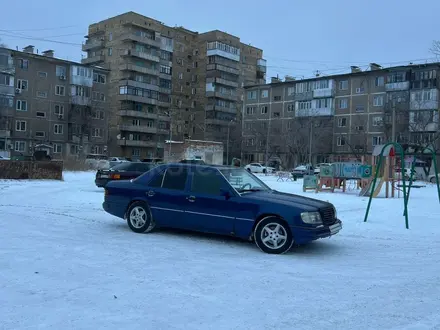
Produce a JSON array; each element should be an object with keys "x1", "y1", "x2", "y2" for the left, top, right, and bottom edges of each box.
[
  {"x1": 355, "y1": 105, "x2": 365, "y2": 113},
  {"x1": 247, "y1": 91, "x2": 257, "y2": 100},
  {"x1": 16, "y1": 100, "x2": 27, "y2": 111},
  {"x1": 53, "y1": 144, "x2": 62, "y2": 153},
  {"x1": 55, "y1": 85, "x2": 65, "y2": 96},
  {"x1": 160, "y1": 65, "x2": 171, "y2": 75},
  {"x1": 109, "y1": 32, "x2": 113, "y2": 41},
  {"x1": 287, "y1": 104, "x2": 294, "y2": 112},
  {"x1": 273, "y1": 95, "x2": 281, "y2": 101},
  {"x1": 287, "y1": 87, "x2": 295, "y2": 96},
  {"x1": 191, "y1": 88, "x2": 196, "y2": 95},
  {"x1": 375, "y1": 76, "x2": 385, "y2": 87},
  {"x1": 54, "y1": 105, "x2": 64, "y2": 118},
  {"x1": 339, "y1": 80, "x2": 348, "y2": 90},
  {"x1": 15, "y1": 120, "x2": 26, "y2": 131},
  {"x1": 246, "y1": 138, "x2": 255, "y2": 146},
  {"x1": 337, "y1": 136, "x2": 346, "y2": 146},
  {"x1": 339, "y1": 99, "x2": 348, "y2": 109},
  {"x1": 54, "y1": 124, "x2": 63, "y2": 134},
  {"x1": 93, "y1": 110, "x2": 104, "y2": 120},
  {"x1": 273, "y1": 112, "x2": 280, "y2": 117},
  {"x1": 178, "y1": 72, "x2": 183, "y2": 80},
  {"x1": 132, "y1": 119, "x2": 141, "y2": 126},
  {"x1": 261, "y1": 90, "x2": 269, "y2": 98},
  {"x1": 372, "y1": 136, "x2": 383, "y2": 146},
  {"x1": 36, "y1": 111, "x2": 46, "y2": 118},
  {"x1": 17, "y1": 59, "x2": 29, "y2": 70},
  {"x1": 261, "y1": 106, "x2": 268, "y2": 114},
  {"x1": 92, "y1": 128, "x2": 103, "y2": 137},
  {"x1": 246, "y1": 106, "x2": 255, "y2": 115},
  {"x1": 35, "y1": 131, "x2": 45, "y2": 138},
  {"x1": 56, "y1": 65, "x2": 66, "y2": 77},
  {"x1": 37, "y1": 91, "x2": 48, "y2": 98},
  {"x1": 16, "y1": 79, "x2": 28, "y2": 90},
  {"x1": 108, "y1": 48, "x2": 112, "y2": 56},
  {"x1": 38, "y1": 71, "x2": 47, "y2": 78},
  {"x1": 14, "y1": 141, "x2": 26, "y2": 152},
  {"x1": 132, "y1": 148, "x2": 141, "y2": 157},
  {"x1": 373, "y1": 95, "x2": 384, "y2": 107},
  {"x1": 338, "y1": 117, "x2": 347, "y2": 127},
  {"x1": 93, "y1": 73, "x2": 106, "y2": 84},
  {"x1": 372, "y1": 116, "x2": 383, "y2": 126}
]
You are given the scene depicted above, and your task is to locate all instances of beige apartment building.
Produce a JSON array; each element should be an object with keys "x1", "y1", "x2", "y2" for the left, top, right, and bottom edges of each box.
[
  {"x1": 82, "y1": 11, "x2": 266, "y2": 160},
  {"x1": 0, "y1": 46, "x2": 109, "y2": 159},
  {"x1": 243, "y1": 63, "x2": 440, "y2": 167}
]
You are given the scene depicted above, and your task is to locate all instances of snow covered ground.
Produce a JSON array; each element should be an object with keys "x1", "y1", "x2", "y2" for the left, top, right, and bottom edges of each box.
[{"x1": 1, "y1": 171, "x2": 440, "y2": 330}]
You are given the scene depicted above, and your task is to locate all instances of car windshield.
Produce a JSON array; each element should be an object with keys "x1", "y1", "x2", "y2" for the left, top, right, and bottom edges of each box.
[
  {"x1": 110, "y1": 162, "x2": 134, "y2": 171},
  {"x1": 219, "y1": 168, "x2": 271, "y2": 193}
]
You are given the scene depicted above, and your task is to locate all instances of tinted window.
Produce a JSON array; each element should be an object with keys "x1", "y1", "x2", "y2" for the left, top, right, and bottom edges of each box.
[
  {"x1": 135, "y1": 163, "x2": 154, "y2": 172},
  {"x1": 162, "y1": 167, "x2": 188, "y2": 191},
  {"x1": 111, "y1": 162, "x2": 136, "y2": 171},
  {"x1": 191, "y1": 169, "x2": 223, "y2": 195},
  {"x1": 148, "y1": 170, "x2": 165, "y2": 188}
]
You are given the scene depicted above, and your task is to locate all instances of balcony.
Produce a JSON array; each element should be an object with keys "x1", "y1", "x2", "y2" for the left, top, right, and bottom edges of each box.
[
  {"x1": 117, "y1": 94, "x2": 157, "y2": 105},
  {"x1": 159, "y1": 87, "x2": 172, "y2": 94},
  {"x1": 205, "y1": 118, "x2": 231, "y2": 126},
  {"x1": 207, "y1": 77, "x2": 239, "y2": 88},
  {"x1": 82, "y1": 40, "x2": 104, "y2": 51},
  {"x1": 206, "y1": 91, "x2": 237, "y2": 101},
  {"x1": 0, "y1": 84, "x2": 14, "y2": 96},
  {"x1": 120, "y1": 79, "x2": 159, "y2": 92},
  {"x1": 206, "y1": 49, "x2": 240, "y2": 62},
  {"x1": 385, "y1": 81, "x2": 410, "y2": 91},
  {"x1": 118, "y1": 125, "x2": 157, "y2": 134},
  {"x1": 157, "y1": 128, "x2": 170, "y2": 135},
  {"x1": 119, "y1": 64, "x2": 159, "y2": 76},
  {"x1": 206, "y1": 104, "x2": 236, "y2": 114},
  {"x1": 410, "y1": 99, "x2": 439, "y2": 111},
  {"x1": 122, "y1": 49, "x2": 160, "y2": 62},
  {"x1": 295, "y1": 107, "x2": 334, "y2": 117},
  {"x1": 121, "y1": 33, "x2": 161, "y2": 48},
  {"x1": 81, "y1": 55, "x2": 105, "y2": 65},
  {"x1": 409, "y1": 122, "x2": 439, "y2": 132},
  {"x1": 0, "y1": 129, "x2": 11, "y2": 138},
  {"x1": 71, "y1": 96, "x2": 91, "y2": 106},
  {"x1": 207, "y1": 64, "x2": 239, "y2": 76},
  {"x1": 159, "y1": 73, "x2": 172, "y2": 81},
  {"x1": 313, "y1": 88, "x2": 335, "y2": 98},
  {"x1": 118, "y1": 110, "x2": 157, "y2": 120},
  {"x1": 117, "y1": 139, "x2": 157, "y2": 148},
  {"x1": 257, "y1": 59, "x2": 267, "y2": 73}
]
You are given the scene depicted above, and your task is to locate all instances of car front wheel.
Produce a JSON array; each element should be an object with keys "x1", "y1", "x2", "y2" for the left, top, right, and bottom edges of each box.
[
  {"x1": 126, "y1": 201, "x2": 155, "y2": 233},
  {"x1": 254, "y1": 217, "x2": 294, "y2": 254}
]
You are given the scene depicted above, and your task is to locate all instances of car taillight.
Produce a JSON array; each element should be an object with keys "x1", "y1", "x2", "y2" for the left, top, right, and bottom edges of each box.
[{"x1": 111, "y1": 174, "x2": 120, "y2": 179}]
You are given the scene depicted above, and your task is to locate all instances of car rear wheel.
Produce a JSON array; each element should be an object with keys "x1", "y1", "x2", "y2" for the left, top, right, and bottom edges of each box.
[
  {"x1": 254, "y1": 217, "x2": 293, "y2": 254},
  {"x1": 126, "y1": 201, "x2": 155, "y2": 234}
]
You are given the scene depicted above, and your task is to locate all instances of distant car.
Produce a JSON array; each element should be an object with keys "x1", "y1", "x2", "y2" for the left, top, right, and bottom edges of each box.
[
  {"x1": 428, "y1": 173, "x2": 440, "y2": 183},
  {"x1": 0, "y1": 155, "x2": 10, "y2": 160},
  {"x1": 102, "y1": 164, "x2": 342, "y2": 254},
  {"x1": 95, "y1": 162, "x2": 156, "y2": 188},
  {"x1": 292, "y1": 164, "x2": 314, "y2": 178},
  {"x1": 244, "y1": 163, "x2": 275, "y2": 174}
]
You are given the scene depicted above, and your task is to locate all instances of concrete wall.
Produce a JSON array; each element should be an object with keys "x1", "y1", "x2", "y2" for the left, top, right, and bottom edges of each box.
[{"x1": 0, "y1": 160, "x2": 63, "y2": 179}]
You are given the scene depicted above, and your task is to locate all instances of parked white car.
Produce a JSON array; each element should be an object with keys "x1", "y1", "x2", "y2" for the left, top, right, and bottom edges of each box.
[{"x1": 244, "y1": 163, "x2": 275, "y2": 174}]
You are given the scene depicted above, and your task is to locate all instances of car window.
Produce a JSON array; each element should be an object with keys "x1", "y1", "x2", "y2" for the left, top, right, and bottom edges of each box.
[
  {"x1": 162, "y1": 167, "x2": 188, "y2": 191},
  {"x1": 136, "y1": 163, "x2": 154, "y2": 172},
  {"x1": 111, "y1": 162, "x2": 134, "y2": 171},
  {"x1": 148, "y1": 170, "x2": 165, "y2": 188},
  {"x1": 220, "y1": 168, "x2": 270, "y2": 193},
  {"x1": 190, "y1": 169, "x2": 223, "y2": 195}
]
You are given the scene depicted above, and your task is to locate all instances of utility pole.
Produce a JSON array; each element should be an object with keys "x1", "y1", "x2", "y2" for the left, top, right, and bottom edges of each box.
[
  {"x1": 264, "y1": 111, "x2": 271, "y2": 167},
  {"x1": 308, "y1": 119, "x2": 313, "y2": 165},
  {"x1": 226, "y1": 119, "x2": 234, "y2": 165},
  {"x1": 391, "y1": 105, "x2": 396, "y2": 143}
]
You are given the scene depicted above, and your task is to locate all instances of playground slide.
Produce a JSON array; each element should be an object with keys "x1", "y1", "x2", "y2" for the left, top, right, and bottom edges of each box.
[{"x1": 359, "y1": 178, "x2": 385, "y2": 197}]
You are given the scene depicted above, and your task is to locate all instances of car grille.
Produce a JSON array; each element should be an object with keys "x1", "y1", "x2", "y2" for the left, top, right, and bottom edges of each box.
[{"x1": 320, "y1": 206, "x2": 336, "y2": 225}]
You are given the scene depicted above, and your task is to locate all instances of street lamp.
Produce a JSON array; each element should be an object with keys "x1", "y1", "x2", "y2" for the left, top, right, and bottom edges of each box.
[
  {"x1": 165, "y1": 110, "x2": 172, "y2": 161},
  {"x1": 226, "y1": 119, "x2": 235, "y2": 165}
]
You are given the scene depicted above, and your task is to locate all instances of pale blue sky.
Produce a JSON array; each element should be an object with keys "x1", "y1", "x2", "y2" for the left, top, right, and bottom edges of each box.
[{"x1": 1, "y1": 0, "x2": 439, "y2": 80}]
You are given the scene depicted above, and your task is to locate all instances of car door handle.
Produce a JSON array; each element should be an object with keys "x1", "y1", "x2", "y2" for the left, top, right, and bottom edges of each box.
[
  {"x1": 186, "y1": 196, "x2": 196, "y2": 202},
  {"x1": 147, "y1": 190, "x2": 155, "y2": 197}
]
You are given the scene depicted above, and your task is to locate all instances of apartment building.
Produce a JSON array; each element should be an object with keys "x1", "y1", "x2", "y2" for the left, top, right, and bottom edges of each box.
[
  {"x1": 82, "y1": 11, "x2": 266, "y2": 160},
  {"x1": 243, "y1": 63, "x2": 440, "y2": 167},
  {"x1": 0, "y1": 45, "x2": 109, "y2": 159}
]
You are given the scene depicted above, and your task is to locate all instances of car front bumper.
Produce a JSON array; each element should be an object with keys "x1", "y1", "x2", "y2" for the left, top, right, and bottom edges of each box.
[{"x1": 291, "y1": 219, "x2": 342, "y2": 244}]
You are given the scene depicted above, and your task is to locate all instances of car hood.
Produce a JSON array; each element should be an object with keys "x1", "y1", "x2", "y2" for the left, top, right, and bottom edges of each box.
[{"x1": 240, "y1": 190, "x2": 332, "y2": 210}]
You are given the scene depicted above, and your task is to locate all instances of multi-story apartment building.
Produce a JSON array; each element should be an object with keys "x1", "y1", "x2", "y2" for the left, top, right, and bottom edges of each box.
[
  {"x1": 0, "y1": 45, "x2": 109, "y2": 159},
  {"x1": 243, "y1": 63, "x2": 440, "y2": 167},
  {"x1": 0, "y1": 48, "x2": 14, "y2": 154},
  {"x1": 82, "y1": 11, "x2": 265, "y2": 160}
]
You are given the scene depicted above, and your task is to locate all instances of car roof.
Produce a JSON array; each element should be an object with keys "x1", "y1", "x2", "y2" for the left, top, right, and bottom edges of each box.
[{"x1": 163, "y1": 163, "x2": 237, "y2": 170}]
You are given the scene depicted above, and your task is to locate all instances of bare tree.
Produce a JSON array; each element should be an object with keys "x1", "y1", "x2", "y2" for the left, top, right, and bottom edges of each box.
[
  {"x1": 0, "y1": 38, "x2": 6, "y2": 48},
  {"x1": 430, "y1": 40, "x2": 440, "y2": 59},
  {"x1": 334, "y1": 116, "x2": 370, "y2": 161}
]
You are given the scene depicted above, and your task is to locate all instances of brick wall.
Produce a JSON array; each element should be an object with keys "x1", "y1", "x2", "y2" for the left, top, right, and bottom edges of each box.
[{"x1": 0, "y1": 161, "x2": 63, "y2": 180}]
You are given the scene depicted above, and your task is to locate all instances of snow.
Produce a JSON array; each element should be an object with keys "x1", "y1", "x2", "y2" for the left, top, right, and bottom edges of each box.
[{"x1": 1, "y1": 172, "x2": 440, "y2": 329}]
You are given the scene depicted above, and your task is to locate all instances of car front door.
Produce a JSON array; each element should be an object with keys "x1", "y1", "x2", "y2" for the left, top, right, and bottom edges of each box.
[
  {"x1": 144, "y1": 166, "x2": 192, "y2": 229},
  {"x1": 183, "y1": 168, "x2": 237, "y2": 235}
]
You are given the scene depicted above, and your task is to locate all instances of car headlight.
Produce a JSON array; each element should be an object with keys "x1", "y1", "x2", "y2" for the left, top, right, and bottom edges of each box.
[{"x1": 301, "y1": 212, "x2": 322, "y2": 225}]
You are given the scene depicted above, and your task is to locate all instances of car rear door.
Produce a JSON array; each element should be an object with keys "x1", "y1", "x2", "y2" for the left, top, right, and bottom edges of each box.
[{"x1": 182, "y1": 168, "x2": 236, "y2": 235}]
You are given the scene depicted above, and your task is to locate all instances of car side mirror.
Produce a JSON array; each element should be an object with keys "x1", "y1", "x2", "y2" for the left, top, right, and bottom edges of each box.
[{"x1": 220, "y1": 189, "x2": 231, "y2": 200}]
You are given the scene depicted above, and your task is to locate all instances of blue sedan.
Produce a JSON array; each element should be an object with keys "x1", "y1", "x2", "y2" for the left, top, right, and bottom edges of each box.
[{"x1": 103, "y1": 163, "x2": 342, "y2": 254}]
